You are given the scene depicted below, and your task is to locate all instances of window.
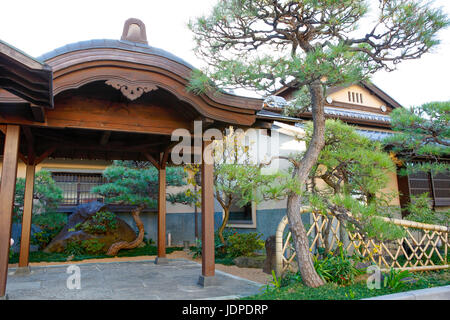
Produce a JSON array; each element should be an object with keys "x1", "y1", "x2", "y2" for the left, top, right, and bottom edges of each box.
[
  {"x1": 52, "y1": 172, "x2": 107, "y2": 206},
  {"x1": 399, "y1": 169, "x2": 450, "y2": 209},
  {"x1": 226, "y1": 202, "x2": 257, "y2": 228}
]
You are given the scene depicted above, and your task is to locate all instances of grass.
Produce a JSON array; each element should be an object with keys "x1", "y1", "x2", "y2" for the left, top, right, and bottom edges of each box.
[
  {"x1": 245, "y1": 269, "x2": 450, "y2": 300},
  {"x1": 9, "y1": 245, "x2": 184, "y2": 264}
]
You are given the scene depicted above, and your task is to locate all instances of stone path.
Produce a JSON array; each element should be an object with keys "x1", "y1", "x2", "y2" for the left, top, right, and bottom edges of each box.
[{"x1": 5, "y1": 259, "x2": 263, "y2": 300}]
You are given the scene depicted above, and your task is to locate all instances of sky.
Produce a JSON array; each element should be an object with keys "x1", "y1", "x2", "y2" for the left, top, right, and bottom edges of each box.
[{"x1": 1, "y1": 0, "x2": 449, "y2": 108}]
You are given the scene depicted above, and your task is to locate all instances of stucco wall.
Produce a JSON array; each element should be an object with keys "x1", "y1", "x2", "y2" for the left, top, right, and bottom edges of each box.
[{"x1": 329, "y1": 84, "x2": 385, "y2": 110}]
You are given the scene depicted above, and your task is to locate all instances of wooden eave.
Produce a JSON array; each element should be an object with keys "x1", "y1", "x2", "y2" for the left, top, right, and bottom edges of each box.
[{"x1": 0, "y1": 40, "x2": 53, "y2": 109}]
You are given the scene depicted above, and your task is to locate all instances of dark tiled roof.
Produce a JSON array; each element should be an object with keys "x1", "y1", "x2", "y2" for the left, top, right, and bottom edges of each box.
[
  {"x1": 294, "y1": 122, "x2": 393, "y2": 141},
  {"x1": 355, "y1": 129, "x2": 393, "y2": 141},
  {"x1": 256, "y1": 109, "x2": 301, "y2": 122},
  {"x1": 324, "y1": 106, "x2": 391, "y2": 123},
  {"x1": 36, "y1": 39, "x2": 196, "y2": 69}
]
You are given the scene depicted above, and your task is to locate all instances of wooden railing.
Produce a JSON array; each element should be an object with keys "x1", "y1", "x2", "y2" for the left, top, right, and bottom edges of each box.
[{"x1": 275, "y1": 207, "x2": 449, "y2": 276}]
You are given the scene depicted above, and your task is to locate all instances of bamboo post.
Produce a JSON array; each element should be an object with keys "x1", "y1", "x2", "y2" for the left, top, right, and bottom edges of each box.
[{"x1": 275, "y1": 215, "x2": 289, "y2": 277}]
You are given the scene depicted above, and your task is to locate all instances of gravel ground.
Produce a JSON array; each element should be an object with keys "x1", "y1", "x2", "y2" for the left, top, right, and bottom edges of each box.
[{"x1": 168, "y1": 250, "x2": 272, "y2": 285}]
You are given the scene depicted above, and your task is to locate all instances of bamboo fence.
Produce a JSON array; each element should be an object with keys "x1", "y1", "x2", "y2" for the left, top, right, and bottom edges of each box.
[{"x1": 275, "y1": 207, "x2": 449, "y2": 276}]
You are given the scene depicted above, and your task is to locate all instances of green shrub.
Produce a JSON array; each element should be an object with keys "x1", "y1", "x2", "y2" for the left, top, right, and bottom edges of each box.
[
  {"x1": 13, "y1": 170, "x2": 63, "y2": 218},
  {"x1": 226, "y1": 232, "x2": 264, "y2": 258},
  {"x1": 313, "y1": 245, "x2": 362, "y2": 286},
  {"x1": 383, "y1": 268, "x2": 413, "y2": 290},
  {"x1": 65, "y1": 239, "x2": 85, "y2": 256},
  {"x1": 30, "y1": 212, "x2": 68, "y2": 249},
  {"x1": 81, "y1": 239, "x2": 106, "y2": 255},
  {"x1": 191, "y1": 229, "x2": 236, "y2": 259},
  {"x1": 280, "y1": 271, "x2": 303, "y2": 287},
  {"x1": 76, "y1": 211, "x2": 117, "y2": 234}
]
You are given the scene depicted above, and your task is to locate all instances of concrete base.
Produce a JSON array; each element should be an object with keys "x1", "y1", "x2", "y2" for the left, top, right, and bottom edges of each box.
[
  {"x1": 154, "y1": 257, "x2": 169, "y2": 265},
  {"x1": 198, "y1": 275, "x2": 217, "y2": 287},
  {"x1": 363, "y1": 285, "x2": 450, "y2": 300},
  {"x1": 0, "y1": 295, "x2": 8, "y2": 300},
  {"x1": 14, "y1": 266, "x2": 31, "y2": 276}
]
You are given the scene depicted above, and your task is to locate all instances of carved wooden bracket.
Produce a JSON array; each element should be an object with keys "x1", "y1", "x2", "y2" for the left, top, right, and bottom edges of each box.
[{"x1": 105, "y1": 79, "x2": 158, "y2": 101}]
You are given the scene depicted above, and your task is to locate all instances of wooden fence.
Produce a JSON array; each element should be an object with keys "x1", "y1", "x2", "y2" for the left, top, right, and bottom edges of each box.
[{"x1": 275, "y1": 207, "x2": 449, "y2": 276}]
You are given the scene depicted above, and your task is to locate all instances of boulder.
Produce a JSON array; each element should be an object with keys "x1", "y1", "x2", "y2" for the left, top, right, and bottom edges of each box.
[
  {"x1": 233, "y1": 255, "x2": 266, "y2": 268},
  {"x1": 263, "y1": 235, "x2": 277, "y2": 274},
  {"x1": 10, "y1": 223, "x2": 42, "y2": 253},
  {"x1": 44, "y1": 201, "x2": 136, "y2": 253}
]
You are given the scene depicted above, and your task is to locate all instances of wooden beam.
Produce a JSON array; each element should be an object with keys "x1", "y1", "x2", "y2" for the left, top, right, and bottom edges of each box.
[
  {"x1": 99, "y1": 131, "x2": 111, "y2": 146},
  {"x1": 160, "y1": 149, "x2": 170, "y2": 170},
  {"x1": 0, "y1": 125, "x2": 20, "y2": 298},
  {"x1": 23, "y1": 126, "x2": 35, "y2": 164},
  {"x1": 34, "y1": 146, "x2": 56, "y2": 165},
  {"x1": 30, "y1": 105, "x2": 46, "y2": 123},
  {"x1": 201, "y1": 139, "x2": 215, "y2": 280},
  {"x1": 156, "y1": 165, "x2": 167, "y2": 262},
  {"x1": 17, "y1": 152, "x2": 28, "y2": 165},
  {"x1": 18, "y1": 163, "x2": 35, "y2": 269},
  {"x1": 143, "y1": 152, "x2": 160, "y2": 170}
]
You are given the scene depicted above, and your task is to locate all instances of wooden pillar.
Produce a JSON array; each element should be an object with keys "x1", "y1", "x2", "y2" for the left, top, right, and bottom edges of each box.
[
  {"x1": 0, "y1": 125, "x2": 20, "y2": 298},
  {"x1": 18, "y1": 162, "x2": 36, "y2": 270},
  {"x1": 199, "y1": 140, "x2": 215, "y2": 286},
  {"x1": 156, "y1": 163, "x2": 167, "y2": 264}
]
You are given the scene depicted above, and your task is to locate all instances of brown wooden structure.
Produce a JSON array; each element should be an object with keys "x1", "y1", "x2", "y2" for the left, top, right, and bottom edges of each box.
[{"x1": 0, "y1": 18, "x2": 269, "y2": 298}]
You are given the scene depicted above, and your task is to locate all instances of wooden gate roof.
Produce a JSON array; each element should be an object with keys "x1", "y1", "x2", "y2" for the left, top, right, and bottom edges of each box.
[{"x1": 0, "y1": 18, "x2": 270, "y2": 162}]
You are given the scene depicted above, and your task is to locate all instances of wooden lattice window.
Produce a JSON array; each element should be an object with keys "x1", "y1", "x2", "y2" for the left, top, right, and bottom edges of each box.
[
  {"x1": 406, "y1": 170, "x2": 450, "y2": 207},
  {"x1": 431, "y1": 171, "x2": 450, "y2": 206},
  {"x1": 52, "y1": 172, "x2": 107, "y2": 206}
]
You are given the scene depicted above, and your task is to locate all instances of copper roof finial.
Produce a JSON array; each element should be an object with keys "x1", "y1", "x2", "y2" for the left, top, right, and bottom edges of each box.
[{"x1": 121, "y1": 18, "x2": 148, "y2": 45}]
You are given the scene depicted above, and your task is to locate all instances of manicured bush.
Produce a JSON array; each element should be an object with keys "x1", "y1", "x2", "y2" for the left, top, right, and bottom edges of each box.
[
  {"x1": 75, "y1": 211, "x2": 117, "y2": 234},
  {"x1": 65, "y1": 239, "x2": 85, "y2": 256},
  {"x1": 81, "y1": 239, "x2": 106, "y2": 255},
  {"x1": 13, "y1": 170, "x2": 63, "y2": 218},
  {"x1": 226, "y1": 231, "x2": 265, "y2": 258}
]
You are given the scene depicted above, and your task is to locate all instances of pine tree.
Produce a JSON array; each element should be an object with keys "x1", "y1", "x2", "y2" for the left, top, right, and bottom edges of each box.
[{"x1": 188, "y1": 0, "x2": 449, "y2": 287}]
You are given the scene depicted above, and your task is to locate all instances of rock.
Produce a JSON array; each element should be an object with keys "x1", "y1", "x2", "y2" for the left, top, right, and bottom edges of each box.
[
  {"x1": 263, "y1": 235, "x2": 276, "y2": 274},
  {"x1": 355, "y1": 261, "x2": 372, "y2": 270},
  {"x1": 10, "y1": 223, "x2": 42, "y2": 253},
  {"x1": 233, "y1": 255, "x2": 266, "y2": 268},
  {"x1": 44, "y1": 201, "x2": 136, "y2": 254}
]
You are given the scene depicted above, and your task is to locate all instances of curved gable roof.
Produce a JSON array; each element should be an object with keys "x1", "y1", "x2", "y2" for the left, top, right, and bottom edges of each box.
[{"x1": 37, "y1": 38, "x2": 196, "y2": 71}]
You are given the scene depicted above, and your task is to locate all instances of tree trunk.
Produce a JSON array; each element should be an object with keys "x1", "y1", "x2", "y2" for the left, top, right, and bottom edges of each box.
[
  {"x1": 323, "y1": 216, "x2": 333, "y2": 256},
  {"x1": 107, "y1": 205, "x2": 145, "y2": 256},
  {"x1": 286, "y1": 81, "x2": 326, "y2": 288},
  {"x1": 218, "y1": 207, "x2": 230, "y2": 245}
]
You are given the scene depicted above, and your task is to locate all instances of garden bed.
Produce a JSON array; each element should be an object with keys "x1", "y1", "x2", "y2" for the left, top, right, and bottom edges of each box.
[
  {"x1": 245, "y1": 269, "x2": 450, "y2": 300},
  {"x1": 8, "y1": 245, "x2": 183, "y2": 264}
]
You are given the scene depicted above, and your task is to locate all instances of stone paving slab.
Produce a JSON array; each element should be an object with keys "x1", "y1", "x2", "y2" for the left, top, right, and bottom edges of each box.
[{"x1": 5, "y1": 259, "x2": 262, "y2": 300}]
